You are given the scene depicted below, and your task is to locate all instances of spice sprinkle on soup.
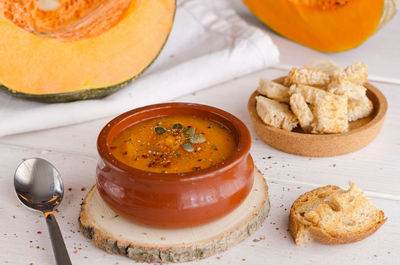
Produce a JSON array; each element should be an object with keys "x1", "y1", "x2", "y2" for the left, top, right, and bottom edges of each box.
[{"x1": 109, "y1": 116, "x2": 236, "y2": 173}]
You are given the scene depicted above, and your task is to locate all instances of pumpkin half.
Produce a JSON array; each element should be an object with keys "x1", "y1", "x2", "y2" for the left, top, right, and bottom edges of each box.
[
  {"x1": 243, "y1": 0, "x2": 398, "y2": 52},
  {"x1": 0, "y1": 0, "x2": 175, "y2": 102}
]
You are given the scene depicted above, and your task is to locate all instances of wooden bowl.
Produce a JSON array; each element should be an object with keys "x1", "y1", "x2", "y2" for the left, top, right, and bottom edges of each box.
[
  {"x1": 248, "y1": 77, "x2": 388, "y2": 157},
  {"x1": 97, "y1": 103, "x2": 254, "y2": 228}
]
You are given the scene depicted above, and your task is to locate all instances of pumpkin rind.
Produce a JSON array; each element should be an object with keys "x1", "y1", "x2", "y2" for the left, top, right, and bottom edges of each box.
[
  {"x1": 0, "y1": 79, "x2": 130, "y2": 103},
  {"x1": 0, "y1": 0, "x2": 176, "y2": 102}
]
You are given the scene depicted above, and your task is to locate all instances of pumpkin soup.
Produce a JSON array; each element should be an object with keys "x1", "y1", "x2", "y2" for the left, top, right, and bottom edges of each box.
[{"x1": 110, "y1": 116, "x2": 236, "y2": 173}]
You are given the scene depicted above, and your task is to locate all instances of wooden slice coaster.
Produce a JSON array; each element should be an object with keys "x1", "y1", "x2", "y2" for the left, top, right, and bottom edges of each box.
[{"x1": 79, "y1": 168, "x2": 269, "y2": 263}]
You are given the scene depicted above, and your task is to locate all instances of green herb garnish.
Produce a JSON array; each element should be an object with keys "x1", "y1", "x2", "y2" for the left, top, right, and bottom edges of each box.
[
  {"x1": 172, "y1": 123, "x2": 183, "y2": 130},
  {"x1": 183, "y1": 127, "x2": 195, "y2": 136},
  {"x1": 154, "y1": 126, "x2": 167, "y2": 135},
  {"x1": 181, "y1": 142, "x2": 194, "y2": 152},
  {"x1": 190, "y1": 134, "x2": 206, "y2": 144}
]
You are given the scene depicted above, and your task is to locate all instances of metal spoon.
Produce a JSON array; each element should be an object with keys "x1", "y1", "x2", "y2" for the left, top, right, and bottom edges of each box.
[{"x1": 14, "y1": 158, "x2": 72, "y2": 265}]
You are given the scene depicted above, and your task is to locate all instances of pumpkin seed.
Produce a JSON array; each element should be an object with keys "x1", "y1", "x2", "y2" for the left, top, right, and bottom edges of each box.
[
  {"x1": 190, "y1": 134, "x2": 206, "y2": 144},
  {"x1": 154, "y1": 126, "x2": 167, "y2": 135},
  {"x1": 183, "y1": 127, "x2": 195, "y2": 136},
  {"x1": 181, "y1": 142, "x2": 194, "y2": 152},
  {"x1": 172, "y1": 123, "x2": 183, "y2": 130}
]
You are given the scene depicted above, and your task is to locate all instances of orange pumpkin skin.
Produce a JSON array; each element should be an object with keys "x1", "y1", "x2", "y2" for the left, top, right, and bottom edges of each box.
[
  {"x1": 242, "y1": 0, "x2": 398, "y2": 53},
  {"x1": 0, "y1": 0, "x2": 176, "y2": 102}
]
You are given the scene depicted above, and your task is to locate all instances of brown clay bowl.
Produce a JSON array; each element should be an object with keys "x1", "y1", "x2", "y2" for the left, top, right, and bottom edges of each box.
[
  {"x1": 248, "y1": 77, "x2": 388, "y2": 157},
  {"x1": 97, "y1": 102, "x2": 254, "y2": 228}
]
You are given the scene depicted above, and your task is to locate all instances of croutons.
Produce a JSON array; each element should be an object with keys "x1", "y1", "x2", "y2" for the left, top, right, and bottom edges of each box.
[
  {"x1": 333, "y1": 62, "x2": 368, "y2": 85},
  {"x1": 254, "y1": 61, "x2": 373, "y2": 134},
  {"x1": 289, "y1": 84, "x2": 327, "y2": 104},
  {"x1": 289, "y1": 93, "x2": 314, "y2": 131},
  {"x1": 304, "y1": 60, "x2": 343, "y2": 76},
  {"x1": 348, "y1": 96, "x2": 374, "y2": 122},
  {"x1": 327, "y1": 81, "x2": 367, "y2": 101},
  {"x1": 312, "y1": 94, "x2": 349, "y2": 134},
  {"x1": 255, "y1": 96, "x2": 298, "y2": 131},
  {"x1": 257, "y1": 79, "x2": 290, "y2": 103},
  {"x1": 288, "y1": 67, "x2": 330, "y2": 87}
]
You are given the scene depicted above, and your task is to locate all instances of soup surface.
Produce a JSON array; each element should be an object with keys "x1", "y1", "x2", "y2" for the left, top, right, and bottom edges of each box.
[{"x1": 110, "y1": 116, "x2": 236, "y2": 173}]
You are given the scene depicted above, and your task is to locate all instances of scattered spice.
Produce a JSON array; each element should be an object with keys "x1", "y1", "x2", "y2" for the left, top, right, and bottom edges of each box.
[
  {"x1": 81, "y1": 187, "x2": 86, "y2": 191},
  {"x1": 110, "y1": 116, "x2": 235, "y2": 173},
  {"x1": 37, "y1": 231, "x2": 42, "y2": 234},
  {"x1": 68, "y1": 188, "x2": 72, "y2": 191}
]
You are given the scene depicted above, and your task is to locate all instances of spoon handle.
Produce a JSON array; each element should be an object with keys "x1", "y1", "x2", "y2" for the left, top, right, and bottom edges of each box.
[{"x1": 45, "y1": 212, "x2": 72, "y2": 265}]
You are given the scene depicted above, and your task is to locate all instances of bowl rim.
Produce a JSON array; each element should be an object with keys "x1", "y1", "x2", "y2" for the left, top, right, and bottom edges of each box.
[
  {"x1": 250, "y1": 77, "x2": 388, "y2": 139},
  {"x1": 97, "y1": 102, "x2": 252, "y2": 182}
]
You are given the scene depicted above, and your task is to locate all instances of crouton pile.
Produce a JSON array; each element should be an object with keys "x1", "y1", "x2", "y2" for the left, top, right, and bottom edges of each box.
[{"x1": 256, "y1": 60, "x2": 373, "y2": 134}]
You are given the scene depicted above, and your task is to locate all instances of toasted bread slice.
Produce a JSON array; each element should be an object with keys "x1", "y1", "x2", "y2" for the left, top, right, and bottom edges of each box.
[
  {"x1": 289, "y1": 182, "x2": 387, "y2": 245},
  {"x1": 312, "y1": 94, "x2": 349, "y2": 134},
  {"x1": 288, "y1": 67, "x2": 330, "y2": 87},
  {"x1": 256, "y1": 95, "x2": 298, "y2": 131},
  {"x1": 304, "y1": 60, "x2": 343, "y2": 76},
  {"x1": 257, "y1": 79, "x2": 290, "y2": 103},
  {"x1": 348, "y1": 95, "x2": 374, "y2": 122},
  {"x1": 289, "y1": 93, "x2": 314, "y2": 131},
  {"x1": 289, "y1": 84, "x2": 328, "y2": 105}
]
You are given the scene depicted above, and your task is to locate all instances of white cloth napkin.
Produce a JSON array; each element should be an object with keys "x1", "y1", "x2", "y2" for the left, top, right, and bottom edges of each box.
[{"x1": 0, "y1": 0, "x2": 279, "y2": 137}]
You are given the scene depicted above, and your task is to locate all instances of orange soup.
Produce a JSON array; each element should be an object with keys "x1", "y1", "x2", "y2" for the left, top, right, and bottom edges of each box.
[{"x1": 110, "y1": 116, "x2": 237, "y2": 173}]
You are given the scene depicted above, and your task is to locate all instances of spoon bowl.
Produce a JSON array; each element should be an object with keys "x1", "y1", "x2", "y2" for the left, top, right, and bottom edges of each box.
[
  {"x1": 14, "y1": 158, "x2": 63, "y2": 212},
  {"x1": 14, "y1": 158, "x2": 71, "y2": 265}
]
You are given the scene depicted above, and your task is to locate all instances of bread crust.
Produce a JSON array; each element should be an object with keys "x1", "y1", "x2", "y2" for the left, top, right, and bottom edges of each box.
[{"x1": 289, "y1": 185, "x2": 387, "y2": 245}]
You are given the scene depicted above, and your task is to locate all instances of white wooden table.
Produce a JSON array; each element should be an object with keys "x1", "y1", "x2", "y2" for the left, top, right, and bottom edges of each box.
[{"x1": 1, "y1": 2, "x2": 399, "y2": 264}]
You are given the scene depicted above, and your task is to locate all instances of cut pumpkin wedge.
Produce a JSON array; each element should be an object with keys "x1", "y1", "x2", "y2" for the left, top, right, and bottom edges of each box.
[
  {"x1": 0, "y1": 0, "x2": 176, "y2": 102},
  {"x1": 243, "y1": 0, "x2": 397, "y2": 52}
]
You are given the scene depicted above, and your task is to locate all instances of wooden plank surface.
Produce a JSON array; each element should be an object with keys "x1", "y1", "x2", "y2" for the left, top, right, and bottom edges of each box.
[
  {"x1": 0, "y1": 66, "x2": 399, "y2": 264},
  {"x1": 0, "y1": 144, "x2": 398, "y2": 265},
  {"x1": 1, "y1": 1, "x2": 399, "y2": 263}
]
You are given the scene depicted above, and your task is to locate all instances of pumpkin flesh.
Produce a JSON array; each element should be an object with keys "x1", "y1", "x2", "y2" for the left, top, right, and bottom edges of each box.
[
  {"x1": 0, "y1": 0, "x2": 175, "y2": 100},
  {"x1": 243, "y1": 0, "x2": 397, "y2": 52}
]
